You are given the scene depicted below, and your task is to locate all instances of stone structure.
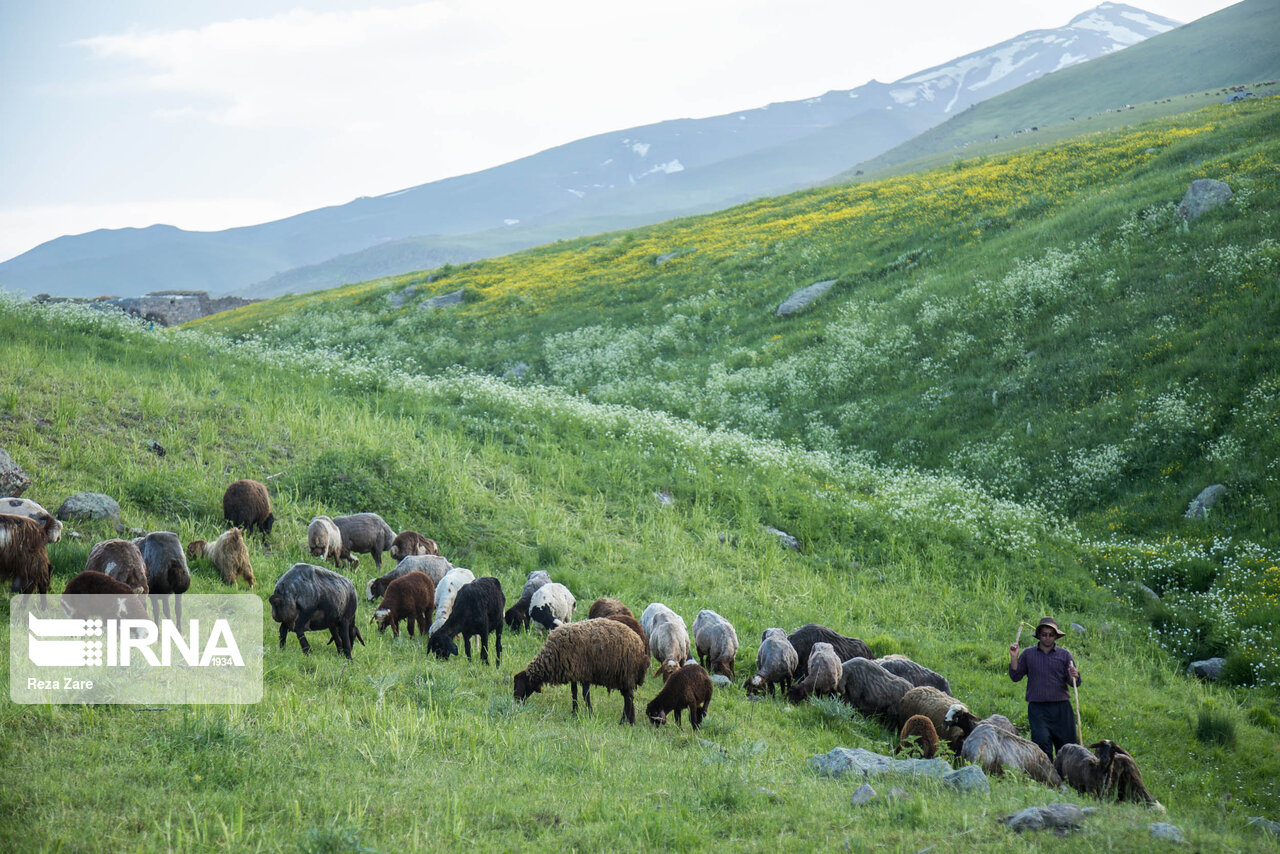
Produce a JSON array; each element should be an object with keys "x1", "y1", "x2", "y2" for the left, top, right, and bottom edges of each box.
[{"x1": 36, "y1": 291, "x2": 258, "y2": 326}]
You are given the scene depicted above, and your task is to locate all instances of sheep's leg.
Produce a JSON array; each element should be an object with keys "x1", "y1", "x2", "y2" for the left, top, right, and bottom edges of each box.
[
  {"x1": 570, "y1": 681, "x2": 579, "y2": 713},
  {"x1": 478, "y1": 632, "x2": 489, "y2": 664},
  {"x1": 371, "y1": 550, "x2": 382, "y2": 571},
  {"x1": 464, "y1": 634, "x2": 473, "y2": 662},
  {"x1": 174, "y1": 594, "x2": 182, "y2": 627},
  {"x1": 674, "y1": 708, "x2": 683, "y2": 727},
  {"x1": 620, "y1": 688, "x2": 635, "y2": 725},
  {"x1": 278, "y1": 622, "x2": 290, "y2": 649},
  {"x1": 405, "y1": 615, "x2": 415, "y2": 638},
  {"x1": 494, "y1": 627, "x2": 502, "y2": 668},
  {"x1": 293, "y1": 606, "x2": 316, "y2": 654},
  {"x1": 582, "y1": 684, "x2": 593, "y2": 712},
  {"x1": 337, "y1": 620, "x2": 353, "y2": 659},
  {"x1": 690, "y1": 706, "x2": 703, "y2": 730},
  {"x1": 391, "y1": 619, "x2": 400, "y2": 639}
]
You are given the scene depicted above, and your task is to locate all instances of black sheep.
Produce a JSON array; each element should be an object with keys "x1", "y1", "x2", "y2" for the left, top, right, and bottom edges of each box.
[
  {"x1": 269, "y1": 563, "x2": 365, "y2": 659},
  {"x1": 647, "y1": 662, "x2": 714, "y2": 729},
  {"x1": 788, "y1": 624, "x2": 873, "y2": 679},
  {"x1": 427, "y1": 576, "x2": 505, "y2": 666}
]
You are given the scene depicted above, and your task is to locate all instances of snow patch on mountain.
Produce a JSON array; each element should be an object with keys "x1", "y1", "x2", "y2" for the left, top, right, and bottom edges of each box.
[{"x1": 643, "y1": 159, "x2": 685, "y2": 176}]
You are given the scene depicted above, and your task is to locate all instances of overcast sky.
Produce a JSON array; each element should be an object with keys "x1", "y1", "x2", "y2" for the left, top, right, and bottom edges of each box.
[{"x1": 0, "y1": 0, "x2": 1241, "y2": 262}]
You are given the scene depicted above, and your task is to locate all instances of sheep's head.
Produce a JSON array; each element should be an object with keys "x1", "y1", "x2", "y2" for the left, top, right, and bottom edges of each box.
[
  {"x1": 659, "y1": 658, "x2": 681, "y2": 682},
  {"x1": 372, "y1": 609, "x2": 393, "y2": 632},
  {"x1": 504, "y1": 604, "x2": 527, "y2": 631},
  {"x1": 186, "y1": 540, "x2": 208, "y2": 560},
  {"x1": 428, "y1": 632, "x2": 458, "y2": 660},
  {"x1": 745, "y1": 674, "x2": 767, "y2": 696},
  {"x1": 267, "y1": 594, "x2": 294, "y2": 626},
  {"x1": 648, "y1": 708, "x2": 668, "y2": 727},
  {"x1": 261, "y1": 513, "x2": 275, "y2": 535},
  {"x1": 785, "y1": 682, "x2": 810, "y2": 705},
  {"x1": 944, "y1": 703, "x2": 978, "y2": 734},
  {"x1": 513, "y1": 671, "x2": 541, "y2": 702}
]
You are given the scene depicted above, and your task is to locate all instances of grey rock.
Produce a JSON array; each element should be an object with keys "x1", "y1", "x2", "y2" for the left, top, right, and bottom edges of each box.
[
  {"x1": 56, "y1": 492, "x2": 121, "y2": 526},
  {"x1": 756, "y1": 787, "x2": 780, "y2": 802},
  {"x1": 1248, "y1": 816, "x2": 1280, "y2": 838},
  {"x1": 710, "y1": 674, "x2": 733, "y2": 688},
  {"x1": 1071, "y1": 623, "x2": 1086, "y2": 635},
  {"x1": 766, "y1": 526, "x2": 801, "y2": 552},
  {"x1": 850, "y1": 783, "x2": 877, "y2": 806},
  {"x1": 999, "y1": 803, "x2": 1088, "y2": 833},
  {"x1": 809, "y1": 747, "x2": 952, "y2": 780},
  {"x1": 885, "y1": 786, "x2": 911, "y2": 801},
  {"x1": 146, "y1": 440, "x2": 166, "y2": 457},
  {"x1": 1184, "y1": 484, "x2": 1227, "y2": 520},
  {"x1": 943, "y1": 764, "x2": 990, "y2": 794},
  {"x1": 420, "y1": 289, "x2": 465, "y2": 309},
  {"x1": 776, "y1": 279, "x2": 836, "y2": 317},
  {"x1": 1135, "y1": 583, "x2": 1162, "y2": 605},
  {"x1": 0, "y1": 447, "x2": 31, "y2": 497},
  {"x1": 654, "y1": 252, "x2": 679, "y2": 265},
  {"x1": 654, "y1": 491, "x2": 675, "y2": 507},
  {"x1": 503, "y1": 362, "x2": 529, "y2": 380},
  {"x1": 1187, "y1": 657, "x2": 1226, "y2": 681},
  {"x1": 1177, "y1": 179, "x2": 1232, "y2": 220},
  {"x1": 1148, "y1": 823, "x2": 1185, "y2": 843}
]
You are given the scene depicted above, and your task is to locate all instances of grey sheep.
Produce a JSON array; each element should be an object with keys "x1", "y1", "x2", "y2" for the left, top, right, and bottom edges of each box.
[
  {"x1": 641, "y1": 602, "x2": 689, "y2": 681},
  {"x1": 875, "y1": 654, "x2": 951, "y2": 695},
  {"x1": 504, "y1": 570, "x2": 552, "y2": 631},
  {"x1": 692, "y1": 609, "x2": 739, "y2": 679},
  {"x1": 837, "y1": 657, "x2": 913, "y2": 722},
  {"x1": 133, "y1": 531, "x2": 191, "y2": 623},
  {"x1": 788, "y1": 624, "x2": 873, "y2": 680},
  {"x1": 366, "y1": 554, "x2": 452, "y2": 601},
  {"x1": 946, "y1": 707, "x2": 1061, "y2": 786},
  {"x1": 513, "y1": 618, "x2": 649, "y2": 724},
  {"x1": 86, "y1": 538, "x2": 149, "y2": 595},
  {"x1": 308, "y1": 516, "x2": 357, "y2": 570},
  {"x1": 786, "y1": 641, "x2": 842, "y2": 704},
  {"x1": 427, "y1": 576, "x2": 505, "y2": 666},
  {"x1": 269, "y1": 562, "x2": 365, "y2": 659},
  {"x1": 745, "y1": 627, "x2": 799, "y2": 697},
  {"x1": 332, "y1": 512, "x2": 396, "y2": 571}
]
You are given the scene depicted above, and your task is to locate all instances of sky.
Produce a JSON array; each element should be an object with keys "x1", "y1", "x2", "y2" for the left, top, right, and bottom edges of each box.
[{"x1": 0, "y1": 0, "x2": 1242, "y2": 263}]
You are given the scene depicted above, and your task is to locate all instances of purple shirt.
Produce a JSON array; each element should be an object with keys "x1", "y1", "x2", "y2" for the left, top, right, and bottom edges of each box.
[{"x1": 1009, "y1": 644, "x2": 1080, "y2": 703}]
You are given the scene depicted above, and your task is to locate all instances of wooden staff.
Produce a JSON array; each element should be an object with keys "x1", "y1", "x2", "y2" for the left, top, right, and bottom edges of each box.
[{"x1": 1073, "y1": 681, "x2": 1084, "y2": 745}]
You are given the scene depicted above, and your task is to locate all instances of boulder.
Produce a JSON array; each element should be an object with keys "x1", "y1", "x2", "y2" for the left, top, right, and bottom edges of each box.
[
  {"x1": 56, "y1": 492, "x2": 121, "y2": 527},
  {"x1": 943, "y1": 764, "x2": 990, "y2": 794},
  {"x1": 1184, "y1": 484, "x2": 1227, "y2": 520},
  {"x1": 999, "y1": 803, "x2": 1090, "y2": 834},
  {"x1": 0, "y1": 446, "x2": 31, "y2": 497},
  {"x1": 1148, "y1": 823, "x2": 1185, "y2": 843},
  {"x1": 766, "y1": 526, "x2": 801, "y2": 552},
  {"x1": 1177, "y1": 179, "x2": 1232, "y2": 220},
  {"x1": 710, "y1": 674, "x2": 733, "y2": 689},
  {"x1": 654, "y1": 491, "x2": 675, "y2": 507},
  {"x1": 1248, "y1": 817, "x2": 1280, "y2": 838},
  {"x1": 776, "y1": 279, "x2": 836, "y2": 317},
  {"x1": 420, "y1": 289, "x2": 465, "y2": 309},
  {"x1": 1187, "y1": 657, "x2": 1226, "y2": 681},
  {"x1": 654, "y1": 252, "x2": 679, "y2": 265},
  {"x1": 809, "y1": 747, "x2": 952, "y2": 780},
  {"x1": 850, "y1": 783, "x2": 877, "y2": 806}
]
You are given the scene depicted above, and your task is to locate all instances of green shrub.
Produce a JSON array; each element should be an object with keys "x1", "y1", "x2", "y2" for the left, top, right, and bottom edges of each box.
[{"x1": 1195, "y1": 706, "x2": 1237, "y2": 747}]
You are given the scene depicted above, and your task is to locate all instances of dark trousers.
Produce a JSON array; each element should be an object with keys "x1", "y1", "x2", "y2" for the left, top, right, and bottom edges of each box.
[{"x1": 1028, "y1": 700, "x2": 1077, "y2": 760}]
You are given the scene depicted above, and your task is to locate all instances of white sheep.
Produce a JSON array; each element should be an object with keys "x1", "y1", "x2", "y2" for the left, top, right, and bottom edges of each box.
[
  {"x1": 429, "y1": 567, "x2": 476, "y2": 636},
  {"x1": 641, "y1": 603, "x2": 690, "y2": 681},
  {"x1": 691, "y1": 608, "x2": 739, "y2": 680}
]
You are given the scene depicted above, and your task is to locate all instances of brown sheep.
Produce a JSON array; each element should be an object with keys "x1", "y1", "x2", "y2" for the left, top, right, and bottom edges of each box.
[
  {"x1": 372, "y1": 572, "x2": 436, "y2": 638},
  {"x1": 896, "y1": 715, "x2": 941, "y2": 759},
  {"x1": 222, "y1": 479, "x2": 274, "y2": 537},
  {"x1": 191, "y1": 528, "x2": 255, "y2": 588},
  {"x1": 647, "y1": 662, "x2": 714, "y2": 729},
  {"x1": 588, "y1": 597, "x2": 633, "y2": 620},
  {"x1": 389, "y1": 530, "x2": 441, "y2": 562},
  {"x1": 601, "y1": 612, "x2": 647, "y2": 647},
  {"x1": 837, "y1": 657, "x2": 913, "y2": 723},
  {"x1": 0, "y1": 514, "x2": 54, "y2": 599},
  {"x1": 1054, "y1": 741, "x2": 1161, "y2": 808},
  {"x1": 85, "y1": 538, "x2": 149, "y2": 595},
  {"x1": 514, "y1": 619, "x2": 649, "y2": 724},
  {"x1": 62, "y1": 570, "x2": 148, "y2": 620},
  {"x1": 896, "y1": 686, "x2": 968, "y2": 752}
]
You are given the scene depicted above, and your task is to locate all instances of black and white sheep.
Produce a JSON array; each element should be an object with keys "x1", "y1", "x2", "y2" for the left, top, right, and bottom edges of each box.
[
  {"x1": 429, "y1": 567, "x2": 476, "y2": 636},
  {"x1": 897, "y1": 715, "x2": 941, "y2": 759},
  {"x1": 692, "y1": 609, "x2": 739, "y2": 680},
  {"x1": 366, "y1": 554, "x2": 452, "y2": 601},
  {"x1": 390, "y1": 530, "x2": 441, "y2": 562},
  {"x1": 946, "y1": 706, "x2": 1061, "y2": 786},
  {"x1": 222, "y1": 479, "x2": 274, "y2": 537},
  {"x1": 307, "y1": 516, "x2": 357, "y2": 570},
  {"x1": 529, "y1": 582, "x2": 576, "y2": 632},
  {"x1": 85, "y1": 538, "x2": 149, "y2": 595},
  {"x1": 588, "y1": 597, "x2": 633, "y2": 620},
  {"x1": 62, "y1": 570, "x2": 149, "y2": 620},
  {"x1": 372, "y1": 571, "x2": 436, "y2": 638},
  {"x1": 2, "y1": 497, "x2": 62, "y2": 544},
  {"x1": 513, "y1": 618, "x2": 649, "y2": 724},
  {"x1": 427, "y1": 576, "x2": 505, "y2": 666},
  {"x1": 269, "y1": 562, "x2": 365, "y2": 659},
  {"x1": 788, "y1": 624, "x2": 873, "y2": 680},
  {"x1": 133, "y1": 531, "x2": 191, "y2": 623},
  {"x1": 896, "y1": 686, "x2": 969, "y2": 752},
  {"x1": 745, "y1": 627, "x2": 799, "y2": 697},
  {"x1": 1054, "y1": 741, "x2": 1161, "y2": 808},
  {"x1": 646, "y1": 662, "x2": 713, "y2": 729},
  {"x1": 503, "y1": 570, "x2": 551, "y2": 631},
  {"x1": 332, "y1": 512, "x2": 396, "y2": 571},
  {"x1": 837, "y1": 657, "x2": 913, "y2": 723},
  {"x1": 786, "y1": 641, "x2": 842, "y2": 704},
  {"x1": 640, "y1": 602, "x2": 690, "y2": 681},
  {"x1": 0, "y1": 513, "x2": 53, "y2": 599},
  {"x1": 874, "y1": 654, "x2": 952, "y2": 695}
]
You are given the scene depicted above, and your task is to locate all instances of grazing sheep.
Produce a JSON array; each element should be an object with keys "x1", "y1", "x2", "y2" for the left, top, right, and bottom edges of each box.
[
  {"x1": 192, "y1": 527, "x2": 255, "y2": 588},
  {"x1": 837, "y1": 657, "x2": 913, "y2": 723},
  {"x1": 307, "y1": 516, "x2": 357, "y2": 570},
  {"x1": 897, "y1": 714, "x2": 941, "y2": 759},
  {"x1": 896, "y1": 686, "x2": 969, "y2": 752},
  {"x1": 332, "y1": 513, "x2": 396, "y2": 571},
  {"x1": 390, "y1": 530, "x2": 440, "y2": 562},
  {"x1": 85, "y1": 538, "x2": 149, "y2": 595},
  {"x1": 0, "y1": 514, "x2": 53, "y2": 599},
  {"x1": 1054, "y1": 741, "x2": 1160, "y2": 807},
  {"x1": 529, "y1": 582, "x2": 576, "y2": 632},
  {"x1": 983, "y1": 714, "x2": 1020, "y2": 735},
  {"x1": 588, "y1": 597, "x2": 633, "y2": 620},
  {"x1": 133, "y1": 531, "x2": 191, "y2": 624},
  {"x1": 62, "y1": 570, "x2": 148, "y2": 620},
  {"x1": 2, "y1": 497, "x2": 62, "y2": 544},
  {"x1": 746, "y1": 627, "x2": 800, "y2": 697},
  {"x1": 647, "y1": 662, "x2": 714, "y2": 729},
  {"x1": 222, "y1": 479, "x2": 274, "y2": 537},
  {"x1": 692, "y1": 609, "x2": 739, "y2": 679},
  {"x1": 427, "y1": 576, "x2": 505, "y2": 666},
  {"x1": 601, "y1": 612, "x2": 647, "y2": 647},
  {"x1": 513, "y1": 618, "x2": 649, "y2": 724},
  {"x1": 641, "y1": 603, "x2": 690, "y2": 681},
  {"x1": 429, "y1": 567, "x2": 476, "y2": 636},
  {"x1": 504, "y1": 570, "x2": 552, "y2": 632},
  {"x1": 371, "y1": 571, "x2": 436, "y2": 638},
  {"x1": 875, "y1": 655, "x2": 952, "y2": 695},
  {"x1": 786, "y1": 641, "x2": 842, "y2": 704},
  {"x1": 946, "y1": 706, "x2": 1061, "y2": 786},
  {"x1": 367, "y1": 554, "x2": 452, "y2": 601},
  {"x1": 269, "y1": 563, "x2": 365, "y2": 658},
  {"x1": 788, "y1": 624, "x2": 873, "y2": 680}
]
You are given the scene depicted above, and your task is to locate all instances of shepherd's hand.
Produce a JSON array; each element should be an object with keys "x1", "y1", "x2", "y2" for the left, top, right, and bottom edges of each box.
[{"x1": 1068, "y1": 664, "x2": 1080, "y2": 683}]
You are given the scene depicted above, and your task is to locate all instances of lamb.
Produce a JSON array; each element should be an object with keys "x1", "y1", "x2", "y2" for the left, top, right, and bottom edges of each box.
[
  {"x1": 745, "y1": 628, "x2": 799, "y2": 697},
  {"x1": 307, "y1": 516, "x2": 357, "y2": 570},
  {"x1": 646, "y1": 662, "x2": 714, "y2": 729},
  {"x1": 427, "y1": 576, "x2": 505, "y2": 666},
  {"x1": 786, "y1": 641, "x2": 842, "y2": 704},
  {"x1": 874, "y1": 654, "x2": 952, "y2": 695},
  {"x1": 367, "y1": 554, "x2": 452, "y2": 601},
  {"x1": 269, "y1": 562, "x2": 365, "y2": 658},
  {"x1": 332, "y1": 512, "x2": 396, "y2": 570},
  {"x1": 896, "y1": 686, "x2": 969, "y2": 752},
  {"x1": 897, "y1": 715, "x2": 941, "y2": 759},
  {"x1": 61, "y1": 570, "x2": 148, "y2": 620},
  {"x1": 513, "y1": 618, "x2": 649, "y2": 724},
  {"x1": 222, "y1": 479, "x2": 274, "y2": 537},
  {"x1": 946, "y1": 706, "x2": 1061, "y2": 786},
  {"x1": 390, "y1": 530, "x2": 441, "y2": 561},
  {"x1": 0, "y1": 514, "x2": 53, "y2": 599},
  {"x1": 529, "y1": 582, "x2": 576, "y2": 632},
  {"x1": 1054, "y1": 741, "x2": 1160, "y2": 807},
  {"x1": 2, "y1": 497, "x2": 62, "y2": 544},
  {"x1": 132, "y1": 531, "x2": 191, "y2": 623},
  {"x1": 837, "y1": 657, "x2": 913, "y2": 723},
  {"x1": 692, "y1": 609, "x2": 739, "y2": 679},
  {"x1": 371, "y1": 571, "x2": 435, "y2": 638},
  {"x1": 429, "y1": 567, "x2": 476, "y2": 636},
  {"x1": 641, "y1": 603, "x2": 690, "y2": 681},
  {"x1": 85, "y1": 538, "x2": 149, "y2": 595},
  {"x1": 787, "y1": 624, "x2": 873, "y2": 680},
  {"x1": 190, "y1": 528, "x2": 255, "y2": 588},
  {"x1": 504, "y1": 570, "x2": 552, "y2": 631},
  {"x1": 588, "y1": 597, "x2": 633, "y2": 620}
]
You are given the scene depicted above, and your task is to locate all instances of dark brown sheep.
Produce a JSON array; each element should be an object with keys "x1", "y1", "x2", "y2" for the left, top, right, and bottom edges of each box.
[
  {"x1": 788, "y1": 624, "x2": 873, "y2": 680},
  {"x1": 837, "y1": 657, "x2": 913, "y2": 723},
  {"x1": 647, "y1": 662, "x2": 713, "y2": 729},
  {"x1": 601, "y1": 612, "x2": 647, "y2": 647},
  {"x1": 0, "y1": 513, "x2": 54, "y2": 599},
  {"x1": 1054, "y1": 741, "x2": 1160, "y2": 808},
  {"x1": 85, "y1": 539, "x2": 149, "y2": 595},
  {"x1": 588, "y1": 597, "x2": 633, "y2": 620},
  {"x1": 513, "y1": 618, "x2": 648, "y2": 724},
  {"x1": 372, "y1": 571, "x2": 436, "y2": 638},
  {"x1": 222, "y1": 479, "x2": 274, "y2": 537},
  {"x1": 389, "y1": 530, "x2": 441, "y2": 562},
  {"x1": 875, "y1": 655, "x2": 952, "y2": 695},
  {"x1": 896, "y1": 714, "x2": 940, "y2": 759},
  {"x1": 62, "y1": 570, "x2": 148, "y2": 620},
  {"x1": 896, "y1": 686, "x2": 968, "y2": 752}
]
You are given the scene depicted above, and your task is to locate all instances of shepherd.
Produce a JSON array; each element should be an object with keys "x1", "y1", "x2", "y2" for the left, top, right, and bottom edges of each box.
[{"x1": 1009, "y1": 616, "x2": 1081, "y2": 762}]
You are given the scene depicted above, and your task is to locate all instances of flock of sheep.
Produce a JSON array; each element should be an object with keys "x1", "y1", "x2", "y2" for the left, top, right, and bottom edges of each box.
[{"x1": 0, "y1": 481, "x2": 1159, "y2": 807}]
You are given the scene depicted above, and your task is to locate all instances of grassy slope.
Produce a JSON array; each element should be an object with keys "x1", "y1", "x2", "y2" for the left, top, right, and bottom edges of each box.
[{"x1": 1, "y1": 290, "x2": 1279, "y2": 852}]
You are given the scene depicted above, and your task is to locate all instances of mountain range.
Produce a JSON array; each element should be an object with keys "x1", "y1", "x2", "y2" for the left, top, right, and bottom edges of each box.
[{"x1": 0, "y1": 3, "x2": 1211, "y2": 299}]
